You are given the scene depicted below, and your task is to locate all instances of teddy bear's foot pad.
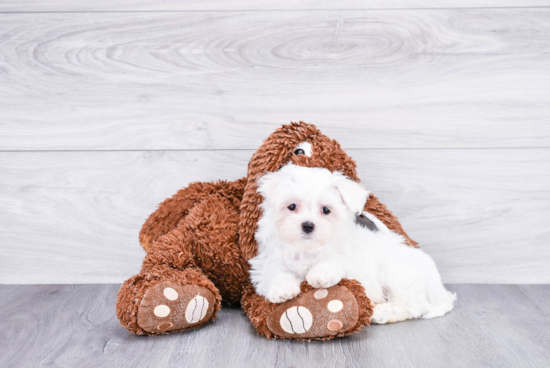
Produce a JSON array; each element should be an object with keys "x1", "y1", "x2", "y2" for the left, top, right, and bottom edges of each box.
[
  {"x1": 266, "y1": 285, "x2": 359, "y2": 339},
  {"x1": 137, "y1": 281, "x2": 215, "y2": 333}
]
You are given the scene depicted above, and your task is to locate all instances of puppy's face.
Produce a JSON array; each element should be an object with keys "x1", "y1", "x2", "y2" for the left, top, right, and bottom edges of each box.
[
  {"x1": 257, "y1": 164, "x2": 369, "y2": 252},
  {"x1": 273, "y1": 182, "x2": 346, "y2": 250}
]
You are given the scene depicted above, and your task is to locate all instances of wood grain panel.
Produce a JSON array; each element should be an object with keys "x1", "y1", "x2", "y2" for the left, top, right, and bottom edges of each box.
[
  {"x1": 1, "y1": 9, "x2": 549, "y2": 150},
  {"x1": 1, "y1": 284, "x2": 549, "y2": 368},
  {"x1": 1, "y1": 0, "x2": 549, "y2": 12},
  {"x1": 0, "y1": 149, "x2": 548, "y2": 284}
]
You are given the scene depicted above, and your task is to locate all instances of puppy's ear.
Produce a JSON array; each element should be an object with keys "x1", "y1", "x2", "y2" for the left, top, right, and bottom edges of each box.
[
  {"x1": 256, "y1": 170, "x2": 283, "y2": 201},
  {"x1": 332, "y1": 173, "x2": 369, "y2": 214}
]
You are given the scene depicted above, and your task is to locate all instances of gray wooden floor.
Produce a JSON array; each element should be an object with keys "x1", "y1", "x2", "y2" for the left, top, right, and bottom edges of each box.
[{"x1": 0, "y1": 284, "x2": 548, "y2": 368}]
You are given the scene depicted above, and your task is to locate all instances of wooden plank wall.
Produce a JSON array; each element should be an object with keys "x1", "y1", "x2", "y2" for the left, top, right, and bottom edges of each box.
[{"x1": 1, "y1": 1, "x2": 549, "y2": 284}]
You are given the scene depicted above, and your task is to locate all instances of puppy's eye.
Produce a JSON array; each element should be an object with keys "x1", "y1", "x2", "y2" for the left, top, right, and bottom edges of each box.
[
  {"x1": 288, "y1": 204, "x2": 297, "y2": 211},
  {"x1": 294, "y1": 149, "x2": 305, "y2": 155},
  {"x1": 322, "y1": 207, "x2": 331, "y2": 215}
]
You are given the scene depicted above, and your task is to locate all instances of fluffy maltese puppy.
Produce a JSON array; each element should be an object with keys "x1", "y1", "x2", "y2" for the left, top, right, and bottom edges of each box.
[{"x1": 249, "y1": 164, "x2": 456, "y2": 324}]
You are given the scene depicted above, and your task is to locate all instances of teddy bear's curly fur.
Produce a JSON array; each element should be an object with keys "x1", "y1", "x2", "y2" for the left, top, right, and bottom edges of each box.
[{"x1": 116, "y1": 122, "x2": 417, "y2": 340}]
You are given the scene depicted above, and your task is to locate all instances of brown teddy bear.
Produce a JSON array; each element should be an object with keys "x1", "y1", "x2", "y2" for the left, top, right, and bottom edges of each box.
[{"x1": 116, "y1": 122, "x2": 417, "y2": 340}]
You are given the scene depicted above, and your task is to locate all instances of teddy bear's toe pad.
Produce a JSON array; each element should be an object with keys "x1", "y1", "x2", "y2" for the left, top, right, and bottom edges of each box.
[
  {"x1": 137, "y1": 281, "x2": 215, "y2": 333},
  {"x1": 266, "y1": 285, "x2": 359, "y2": 339}
]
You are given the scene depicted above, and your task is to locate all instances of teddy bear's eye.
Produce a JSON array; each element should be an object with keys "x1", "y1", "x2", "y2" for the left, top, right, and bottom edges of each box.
[
  {"x1": 294, "y1": 149, "x2": 305, "y2": 155},
  {"x1": 288, "y1": 204, "x2": 297, "y2": 211},
  {"x1": 322, "y1": 207, "x2": 331, "y2": 215}
]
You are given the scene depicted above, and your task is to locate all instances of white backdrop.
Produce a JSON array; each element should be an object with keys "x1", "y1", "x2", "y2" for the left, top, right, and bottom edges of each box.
[{"x1": 1, "y1": 2, "x2": 549, "y2": 284}]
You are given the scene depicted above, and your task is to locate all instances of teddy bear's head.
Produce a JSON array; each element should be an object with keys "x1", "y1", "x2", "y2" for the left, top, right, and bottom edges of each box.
[{"x1": 239, "y1": 121, "x2": 360, "y2": 260}]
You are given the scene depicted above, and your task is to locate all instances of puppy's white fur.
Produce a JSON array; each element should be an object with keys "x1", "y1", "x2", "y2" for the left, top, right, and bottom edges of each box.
[{"x1": 249, "y1": 164, "x2": 456, "y2": 324}]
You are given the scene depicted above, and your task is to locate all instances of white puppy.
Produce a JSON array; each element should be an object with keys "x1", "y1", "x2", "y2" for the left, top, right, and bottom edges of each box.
[{"x1": 249, "y1": 164, "x2": 456, "y2": 324}]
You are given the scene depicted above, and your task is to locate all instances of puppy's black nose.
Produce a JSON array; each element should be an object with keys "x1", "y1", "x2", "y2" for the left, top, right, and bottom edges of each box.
[{"x1": 301, "y1": 221, "x2": 315, "y2": 234}]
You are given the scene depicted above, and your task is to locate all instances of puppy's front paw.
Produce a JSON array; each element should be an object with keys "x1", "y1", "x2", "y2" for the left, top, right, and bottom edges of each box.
[
  {"x1": 306, "y1": 268, "x2": 342, "y2": 289},
  {"x1": 267, "y1": 280, "x2": 301, "y2": 304},
  {"x1": 371, "y1": 303, "x2": 408, "y2": 324}
]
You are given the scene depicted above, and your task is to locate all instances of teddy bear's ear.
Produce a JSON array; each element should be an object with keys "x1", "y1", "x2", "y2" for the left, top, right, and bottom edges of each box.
[{"x1": 332, "y1": 172, "x2": 370, "y2": 215}]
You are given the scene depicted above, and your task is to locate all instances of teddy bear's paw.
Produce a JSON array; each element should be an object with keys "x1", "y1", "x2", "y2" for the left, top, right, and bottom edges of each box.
[
  {"x1": 137, "y1": 281, "x2": 216, "y2": 334},
  {"x1": 266, "y1": 285, "x2": 359, "y2": 339}
]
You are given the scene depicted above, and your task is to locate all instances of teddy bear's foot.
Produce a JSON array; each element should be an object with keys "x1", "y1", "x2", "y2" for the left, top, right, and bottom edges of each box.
[
  {"x1": 137, "y1": 281, "x2": 216, "y2": 334},
  {"x1": 241, "y1": 279, "x2": 372, "y2": 340},
  {"x1": 266, "y1": 285, "x2": 360, "y2": 339}
]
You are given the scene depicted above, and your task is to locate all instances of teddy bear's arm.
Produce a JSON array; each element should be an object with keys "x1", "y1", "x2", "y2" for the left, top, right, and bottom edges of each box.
[
  {"x1": 139, "y1": 182, "x2": 209, "y2": 251},
  {"x1": 364, "y1": 193, "x2": 419, "y2": 248},
  {"x1": 139, "y1": 178, "x2": 247, "y2": 251}
]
